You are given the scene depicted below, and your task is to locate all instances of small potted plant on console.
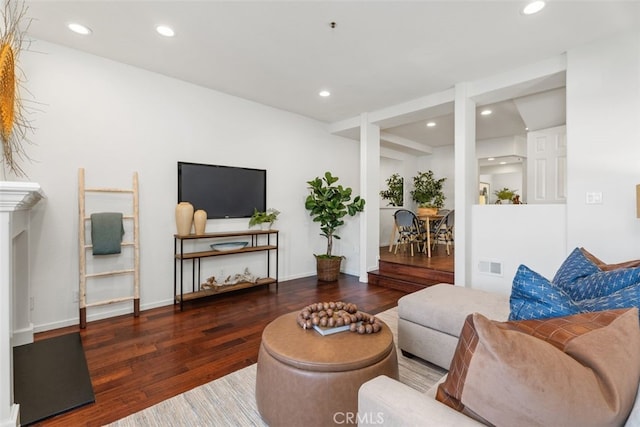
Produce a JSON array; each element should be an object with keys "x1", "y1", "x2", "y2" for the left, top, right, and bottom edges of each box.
[{"x1": 249, "y1": 208, "x2": 280, "y2": 229}]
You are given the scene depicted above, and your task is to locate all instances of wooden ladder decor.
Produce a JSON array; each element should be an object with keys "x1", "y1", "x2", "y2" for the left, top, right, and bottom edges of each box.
[{"x1": 78, "y1": 168, "x2": 140, "y2": 328}]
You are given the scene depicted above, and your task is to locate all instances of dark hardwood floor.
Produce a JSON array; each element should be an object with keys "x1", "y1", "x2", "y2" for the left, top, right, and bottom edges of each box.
[
  {"x1": 33, "y1": 275, "x2": 407, "y2": 426},
  {"x1": 369, "y1": 245, "x2": 455, "y2": 292},
  {"x1": 379, "y1": 244, "x2": 454, "y2": 271}
]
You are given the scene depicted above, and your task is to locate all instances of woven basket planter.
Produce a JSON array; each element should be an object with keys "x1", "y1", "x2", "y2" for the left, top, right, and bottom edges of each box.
[{"x1": 315, "y1": 256, "x2": 343, "y2": 282}]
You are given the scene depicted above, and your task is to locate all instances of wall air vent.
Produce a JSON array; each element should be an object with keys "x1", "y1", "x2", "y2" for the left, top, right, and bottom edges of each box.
[{"x1": 478, "y1": 260, "x2": 503, "y2": 276}]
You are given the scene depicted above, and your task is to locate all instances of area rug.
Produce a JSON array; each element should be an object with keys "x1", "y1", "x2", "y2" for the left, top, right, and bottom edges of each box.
[
  {"x1": 108, "y1": 307, "x2": 446, "y2": 426},
  {"x1": 13, "y1": 333, "x2": 95, "y2": 426}
]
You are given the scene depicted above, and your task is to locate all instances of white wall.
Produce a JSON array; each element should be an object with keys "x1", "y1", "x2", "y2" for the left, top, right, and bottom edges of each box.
[
  {"x1": 420, "y1": 145, "x2": 455, "y2": 210},
  {"x1": 378, "y1": 148, "x2": 418, "y2": 247},
  {"x1": 476, "y1": 135, "x2": 526, "y2": 159},
  {"x1": 470, "y1": 30, "x2": 640, "y2": 294},
  {"x1": 11, "y1": 30, "x2": 640, "y2": 330},
  {"x1": 471, "y1": 204, "x2": 567, "y2": 294},
  {"x1": 566, "y1": 30, "x2": 640, "y2": 262},
  {"x1": 477, "y1": 136, "x2": 526, "y2": 203},
  {"x1": 487, "y1": 171, "x2": 522, "y2": 202},
  {"x1": 15, "y1": 40, "x2": 364, "y2": 331}
]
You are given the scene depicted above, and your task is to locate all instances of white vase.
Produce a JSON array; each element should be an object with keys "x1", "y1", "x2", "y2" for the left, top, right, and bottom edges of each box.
[
  {"x1": 193, "y1": 209, "x2": 207, "y2": 235},
  {"x1": 175, "y1": 202, "x2": 194, "y2": 235},
  {"x1": 260, "y1": 222, "x2": 272, "y2": 230}
]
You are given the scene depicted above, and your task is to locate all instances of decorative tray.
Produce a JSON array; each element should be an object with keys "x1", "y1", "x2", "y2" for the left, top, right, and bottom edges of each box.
[{"x1": 210, "y1": 242, "x2": 249, "y2": 251}]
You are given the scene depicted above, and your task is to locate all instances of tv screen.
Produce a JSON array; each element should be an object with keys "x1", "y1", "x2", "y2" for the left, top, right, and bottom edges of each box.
[{"x1": 178, "y1": 162, "x2": 266, "y2": 219}]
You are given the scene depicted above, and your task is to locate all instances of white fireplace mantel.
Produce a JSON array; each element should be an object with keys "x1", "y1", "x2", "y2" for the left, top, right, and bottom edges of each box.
[
  {"x1": 1, "y1": 181, "x2": 44, "y2": 427},
  {"x1": 0, "y1": 182, "x2": 44, "y2": 212}
]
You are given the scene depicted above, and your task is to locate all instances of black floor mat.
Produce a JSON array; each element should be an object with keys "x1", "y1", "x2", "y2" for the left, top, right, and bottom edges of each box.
[{"x1": 13, "y1": 333, "x2": 95, "y2": 425}]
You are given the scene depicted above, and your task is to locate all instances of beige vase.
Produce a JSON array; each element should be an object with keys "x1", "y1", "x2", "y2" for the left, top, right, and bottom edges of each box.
[
  {"x1": 193, "y1": 209, "x2": 207, "y2": 235},
  {"x1": 175, "y1": 202, "x2": 194, "y2": 236}
]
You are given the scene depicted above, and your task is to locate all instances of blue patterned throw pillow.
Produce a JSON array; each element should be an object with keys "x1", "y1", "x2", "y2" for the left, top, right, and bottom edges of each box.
[
  {"x1": 552, "y1": 247, "x2": 600, "y2": 290},
  {"x1": 509, "y1": 264, "x2": 581, "y2": 321},
  {"x1": 578, "y1": 284, "x2": 640, "y2": 313},
  {"x1": 511, "y1": 249, "x2": 640, "y2": 321},
  {"x1": 566, "y1": 267, "x2": 640, "y2": 301},
  {"x1": 552, "y1": 247, "x2": 640, "y2": 302}
]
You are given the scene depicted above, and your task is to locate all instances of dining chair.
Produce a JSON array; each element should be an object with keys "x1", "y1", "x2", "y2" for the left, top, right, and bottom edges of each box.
[
  {"x1": 393, "y1": 209, "x2": 426, "y2": 256},
  {"x1": 430, "y1": 209, "x2": 455, "y2": 255},
  {"x1": 426, "y1": 210, "x2": 447, "y2": 241}
]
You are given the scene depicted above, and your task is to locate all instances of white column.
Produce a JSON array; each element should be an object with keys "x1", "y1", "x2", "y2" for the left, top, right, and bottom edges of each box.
[
  {"x1": 454, "y1": 84, "x2": 476, "y2": 287},
  {"x1": 0, "y1": 182, "x2": 44, "y2": 427},
  {"x1": 359, "y1": 113, "x2": 381, "y2": 282}
]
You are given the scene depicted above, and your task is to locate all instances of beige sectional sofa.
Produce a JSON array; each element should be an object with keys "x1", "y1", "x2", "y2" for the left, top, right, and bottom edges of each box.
[
  {"x1": 397, "y1": 284, "x2": 510, "y2": 369},
  {"x1": 358, "y1": 284, "x2": 640, "y2": 427}
]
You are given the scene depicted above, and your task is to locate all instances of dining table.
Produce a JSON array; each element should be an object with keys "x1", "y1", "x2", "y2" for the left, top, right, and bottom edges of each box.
[
  {"x1": 417, "y1": 213, "x2": 443, "y2": 258},
  {"x1": 388, "y1": 212, "x2": 443, "y2": 258}
]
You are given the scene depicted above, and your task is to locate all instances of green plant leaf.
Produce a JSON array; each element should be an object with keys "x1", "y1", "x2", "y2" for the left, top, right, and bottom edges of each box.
[{"x1": 305, "y1": 172, "x2": 366, "y2": 256}]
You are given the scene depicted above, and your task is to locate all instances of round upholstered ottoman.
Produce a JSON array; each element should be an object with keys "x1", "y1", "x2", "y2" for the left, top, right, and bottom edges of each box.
[{"x1": 255, "y1": 311, "x2": 399, "y2": 427}]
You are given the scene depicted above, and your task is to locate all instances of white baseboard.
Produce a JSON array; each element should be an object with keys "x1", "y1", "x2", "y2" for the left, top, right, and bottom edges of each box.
[
  {"x1": 34, "y1": 299, "x2": 174, "y2": 333},
  {"x1": 0, "y1": 404, "x2": 19, "y2": 427},
  {"x1": 11, "y1": 324, "x2": 33, "y2": 346},
  {"x1": 32, "y1": 274, "x2": 321, "y2": 333}
]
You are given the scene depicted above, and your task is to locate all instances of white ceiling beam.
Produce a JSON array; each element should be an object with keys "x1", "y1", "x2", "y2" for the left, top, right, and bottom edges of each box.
[
  {"x1": 328, "y1": 116, "x2": 361, "y2": 136},
  {"x1": 328, "y1": 88, "x2": 456, "y2": 137},
  {"x1": 369, "y1": 89, "x2": 455, "y2": 129},
  {"x1": 470, "y1": 54, "x2": 567, "y2": 105},
  {"x1": 380, "y1": 132, "x2": 432, "y2": 155}
]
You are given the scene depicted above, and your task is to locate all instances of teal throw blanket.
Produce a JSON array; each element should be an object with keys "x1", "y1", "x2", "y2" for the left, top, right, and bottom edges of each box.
[{"x1": 91, "y1": 212, "x2": 125, "y2": 255}]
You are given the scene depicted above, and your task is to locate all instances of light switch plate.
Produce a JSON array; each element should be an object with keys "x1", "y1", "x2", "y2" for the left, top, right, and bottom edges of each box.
[{"x1": 585, "y1": 192, "x2": 603, "y2": 204}]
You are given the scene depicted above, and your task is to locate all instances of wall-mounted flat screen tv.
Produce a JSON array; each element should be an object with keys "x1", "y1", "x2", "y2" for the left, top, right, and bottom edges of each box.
[{"x1": 178, "y1": 161, "x2": 266, "y2": 219}]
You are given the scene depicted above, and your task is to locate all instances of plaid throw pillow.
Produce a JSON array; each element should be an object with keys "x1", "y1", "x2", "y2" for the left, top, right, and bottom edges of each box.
[{"x1": 437, "y1": 309, "x2": 640, "y2": 427}]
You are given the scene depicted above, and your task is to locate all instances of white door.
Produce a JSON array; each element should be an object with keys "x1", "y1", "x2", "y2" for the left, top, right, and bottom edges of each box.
[{"x1": 526, "y1": 125, "x2": 566, "y2": 204}]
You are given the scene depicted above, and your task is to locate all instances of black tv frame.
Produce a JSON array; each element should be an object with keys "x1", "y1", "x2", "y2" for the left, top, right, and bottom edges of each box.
[{"x1": 177, "y1": 161, "x2": 266, "y2": 219}]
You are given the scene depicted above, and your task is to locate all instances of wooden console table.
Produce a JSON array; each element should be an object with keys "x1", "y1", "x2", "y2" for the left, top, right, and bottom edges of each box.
[{"x1": 174, "y1": 229, "x2": 278, "y2": 310}]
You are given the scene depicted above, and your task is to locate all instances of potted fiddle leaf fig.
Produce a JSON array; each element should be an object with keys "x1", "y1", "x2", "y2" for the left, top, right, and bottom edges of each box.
[
  {"x1": 410, "y1": 170, "x2": 446, "y2": 215},
  {"x1": 305, "y1": 172, "x2": 365, "y2": 281}
]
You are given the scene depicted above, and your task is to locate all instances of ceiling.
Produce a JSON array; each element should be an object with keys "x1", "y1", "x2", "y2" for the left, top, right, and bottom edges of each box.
[{"x1": 20, "y1": 1, "x2": 640, "y2": 150}]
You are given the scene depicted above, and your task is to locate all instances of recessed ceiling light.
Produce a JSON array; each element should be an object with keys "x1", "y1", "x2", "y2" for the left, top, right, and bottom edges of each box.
[
  {"x1": 426, "y1": 121, "x2": 436, "y2": 127},
  {"x1": 480, "y1": 109, "x2": 492, "y2": 116},
  {"x1": 487, "y1": 157, "x2": 495, "y2": 161},
  {"x1": 499, "y1": 161, "x2": 507, "y2": 165},
  {"x1": 156, "y1": 25, "x2": 175, "y2": 37},
  {"x1": 522, "y1": 1, "x2": 546, "y2": 15},
  {"x1": 319, "y1": 90, "x2": 331, "y2": 97},
  {"x1": 67, "y1": 23, "x2": 92, "y2": 35}
]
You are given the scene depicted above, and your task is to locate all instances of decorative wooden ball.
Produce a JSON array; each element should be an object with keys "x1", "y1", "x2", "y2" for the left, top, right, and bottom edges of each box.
[{"x1": 296, "y1": 301, "x2": 383, "y2": 334}]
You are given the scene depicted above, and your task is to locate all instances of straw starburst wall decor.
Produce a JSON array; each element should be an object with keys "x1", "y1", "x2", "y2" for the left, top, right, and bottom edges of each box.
[{"x1": 1, "y1": 0, "x2": 33, "y2": 177}]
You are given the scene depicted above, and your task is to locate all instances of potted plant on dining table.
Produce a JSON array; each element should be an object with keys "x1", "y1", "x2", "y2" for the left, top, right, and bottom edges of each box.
[{"x1": 410, "y1": 170, "x2": 446, "y2": 216}]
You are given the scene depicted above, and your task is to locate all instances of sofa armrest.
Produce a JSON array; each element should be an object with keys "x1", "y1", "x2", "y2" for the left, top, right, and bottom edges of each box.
[{"x1": 358, "y1": 375, "x2": 485, "y2": 427}]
